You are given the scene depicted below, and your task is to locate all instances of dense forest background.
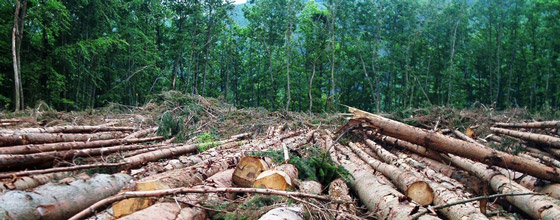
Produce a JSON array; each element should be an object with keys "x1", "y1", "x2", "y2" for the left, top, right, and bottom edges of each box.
[{"x1": 0, "y1": 0, "x2": 559, "y2": 113}]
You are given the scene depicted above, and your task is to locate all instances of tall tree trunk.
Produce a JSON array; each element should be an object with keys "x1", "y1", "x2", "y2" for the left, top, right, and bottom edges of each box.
[
  {"x1": 285, "y1": 3, "x2": 292, "y2": 111},
  {"x1": 12, "y1": 0, "x2": 26, "y2": 111},
  {"x1": 447, "y1": 19, "x2": 460, "y2": 105},
  {"x1": 329, "y1": 1, "x2": 336, "y2": 102},
  {"x1": 357, "y1": 40, "x2": 376, "y2": 108},
  {"x1": 308, "y1": 59, "x2": 317, "y2": 113}
]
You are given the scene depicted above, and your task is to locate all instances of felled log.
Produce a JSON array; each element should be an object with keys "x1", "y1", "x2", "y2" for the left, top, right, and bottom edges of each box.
[
  {"x1": 0, "y1": 142, "x2": 167, "y2": 168},
  {"x1": 524, "y1": 151, "x2": 560, "y2": 168},
  {"x1": 299, "y1": 180, "x2": 322, "y2": 195},
  {"x1": 0, "y1": 136, "x2": 163, "y2": 154},
  {"x1": 71, "y1": 187, "x2": 330, "y2": 220},
  {"x1": 444, "y1": 154, "x2": 560, "y2": 220},
  {"x1": 259, "y1": 206, "x2": 303, "y2": 220},
  {"x1": 345, "y1": 108, "x2": 560, "y2": 182},
  {"x1": 118, "y1": 203, "x2": 206, "y2": 220},
  {"x1": 0, "y1": 132, "x2": 125, "y2": 147},
  {"x1": 0, "y1": 173, "x2": 130, "y2": 220},
  {"x1": 125, "y1": 127, "x2": 158, "y2": 139},
  {"x1": 328, "y1": 178, "x2": 356, "y2": 218},
  {"x1": 491, "y1": 127, "x2": 560, "y2": 148},
  {"x1": 0, "y1": 163, "x2": 125, "y2": 179},
  {"x1": 0, "y1": 125, "x2": 135, "y2": 134},
  {"x1": 494, "y1": 121, "x2": 560, "y2": 128},
  {"x1": 233, "y1": 156, "x2": 273, "y2": 187},
  {"x1": 0, "y1": 172, "x2": 70, "y2": 192},
  {"x1": 496, "y1": 167, "x2": 560, "y2": 200},
  {"x1": 330, "y1": 143, "x2": 440, "y2": 220},
  {"x1": 362, "y1": 140, "x2": 488, "y2": 219},
  {"x1": 346, "y1": 142, "x2": 434, "y2": 205},
  {"x1": 371, "y1": 134, "x2": 443, "y2": 161}
]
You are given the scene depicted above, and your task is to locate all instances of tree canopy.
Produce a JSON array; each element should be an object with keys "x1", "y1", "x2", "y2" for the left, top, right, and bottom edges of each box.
[{"x1": 1, "y1": 0, "x2": 559, "y2": 113}]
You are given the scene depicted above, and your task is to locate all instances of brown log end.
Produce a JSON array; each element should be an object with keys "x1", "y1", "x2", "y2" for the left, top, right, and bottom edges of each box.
[
  {"x1": 112, "y1": 180, "x2": 170, "y2": 218},
  {"x1": 299, "y1": 181, "x2": 322, "y2": 195},
  {"x1": 253, "y1": 170, "x2": 293, "y2": 191},
  {"x1": 406, "y1": 181, "x2": 434, "y2": 206},
  {"x1": 232, "y1": 156, "x2": 271, "y2": 187}
]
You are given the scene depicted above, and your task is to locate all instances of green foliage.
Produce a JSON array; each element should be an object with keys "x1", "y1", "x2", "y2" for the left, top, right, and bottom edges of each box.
[
  {"x1": 250, "y1": 146, "x2": 352, "y2": 186},
  {"x1": 196, "y1": 132, "x2": 218, "y2": 152},
  {"x1": 211, "y1": 195, "x2": 285, "y2": 220},
  {"x1": 157, "y1": 112, "x2": 185, "y2": 141}
]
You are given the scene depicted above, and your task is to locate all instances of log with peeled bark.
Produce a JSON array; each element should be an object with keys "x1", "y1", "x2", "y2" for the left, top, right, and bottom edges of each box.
[
  {"x1": 495, "y1": 167, "x2": 560, "y2": 200},
  {"x1": 494, "y1": 121, "x2": 560, "y2": 128},
  {"x1": 0, "y1": 136, "x2": 163, "y2": 154},
  {"x1": 0, "y1": 125, "x2": 135, "y2": 134},
  {"x1": 346, "y1": 142, "x2": 434, "y2": 206},
  {"x1": 0, "y1": 132, "x2": 125, "y2": 147},
  {"x1": 443, "y1": 154, "x2": 560, "y2": 220},
  {"x1": 491, "y1": 127, "x2": 560, "y2": 148},
  {"x1": 118, "y1": 203, "x2": 206, "y2": 220},
  {"x1": 343, "y1": 107, "x2": 560, "y2": 182},
  {"x1": 0, "y1": 172, "x2": 70, "y2": 192},
  {"x1": 0, "y1": 173, "x2": 131, "y2": 220},
  {"x1": 259, "y1": 206, "x2": 304, "y2": 220},
  {"x1": 232, "y1": 156, "x2": 273, "y2": 187},
  {"x1": 330, "y1": 142, "x2": 441, "y2": 220},
  {"x1": 299, "y1": 180, "x2": 322, "y2": 195}
]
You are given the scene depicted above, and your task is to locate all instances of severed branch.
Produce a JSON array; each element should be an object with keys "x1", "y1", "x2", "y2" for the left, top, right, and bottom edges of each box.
[
  {"x1": 69, "y1": 187, "x2": 334, "y2": 220},
  {"x1": 410, "y1": 192, "x2": 542, "y2": 220}
]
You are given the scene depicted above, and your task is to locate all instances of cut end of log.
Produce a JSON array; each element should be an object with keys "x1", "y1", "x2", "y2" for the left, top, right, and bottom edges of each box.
[
  {"x1": 112, "y1": 180, "x2": 170, "y2": 218},
  {"x1": 253, "y1": 170, "x2": 293, "y2": 191},
  {"x1": 232, "y1": 156, "x2": 271, "y2": 187},
  {"x1": 406, "y1": 181, "x2": 434, "y2": 206}
]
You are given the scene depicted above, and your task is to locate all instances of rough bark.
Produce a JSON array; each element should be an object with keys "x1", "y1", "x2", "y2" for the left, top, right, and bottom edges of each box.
[
  {"x1": 0, "y1": 136, "x2": 163, "y2": 154},
  {"x1": 259, "y1": 206, "x2": 303, "y2": 220},
  {"x1": 345, "y1": 108, "x2": 560, "y2": 182},
  {"x1": 445, "y1": 154, "x2": 560, "y2": 220},
  {"x1": 0, "y1": 132, "x2": 125, "y2": 147},
  {"x1": 0, "y1": 173, "x2": 130, "y2": 220},
  {"x1": 491, "y1": 127, "x2": 560, "y2": 148},
  {"x1": 494, "y1": 121, "x2": 560, "y2": 128},
  {"x1": 0, "y1": 163, "x2": 125, "y2": 179},
  {"x1": 371, "y1": 133, "x2": 443, "y2": 161},
  {"x1": 346, "y1": 142, "x2": 434, "y2": 205},
  {"x1": 496, "y1": 167, "x2": 560, "y2": 200},
  {"x1": 330, "y1": 143, "x2": 440, "y2": 220}
]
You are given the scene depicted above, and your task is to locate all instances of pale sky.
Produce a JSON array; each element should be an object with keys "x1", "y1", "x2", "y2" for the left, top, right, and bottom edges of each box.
[{"x1": 234, "y1": 0, "x2": 247, "y2": 4}]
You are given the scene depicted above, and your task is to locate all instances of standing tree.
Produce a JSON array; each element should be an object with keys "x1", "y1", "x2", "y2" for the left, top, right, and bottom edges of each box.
[{"x1": 11, "y1": 0, "x2": 27, "y2": 111}]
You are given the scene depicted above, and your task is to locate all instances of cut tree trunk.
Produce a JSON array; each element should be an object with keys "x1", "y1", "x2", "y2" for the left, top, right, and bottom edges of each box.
[
  {"x1": 259, "y1": 207, "x2": 303, "y2": 220},
  {"x1": 253, "y1": 170, "x2": 293, "y2": 191},
  {"x1": 299, "y1": 180, "x2": 322, "y2": 195},
  {"x1": 362, "y1": 140, "x2": 487, "y2": 220},
  {"x1": 125, "y1": 127, "x2": 158, "y2": 139},
  {"x1": 494, "y1": 121, "x2": 560, "y2": 128},
  {"x1": 0, "y1": 172, "x2": 70, "y2": 192},
  {"x1": 444, "y1": 154, "x2": 560, "y2": 220},
  {"x1": 0, "y1": 132, "x2": 125, "y2": 147},
  {"x1": 496, "y1": 167, "x2": 560, "y2": 200},
  {"x1": 0, "y1": 173, "x2": 130, "y2": 220},
  {"x1": 491, "y1": 127, "x2": 560, "y2": 148},
  {"x1": 232, "y1": 156, "x2": 273, "y2": 187},
  {"x1": 346, "y1": 142, "x2": 434, "y2": 206},
  {"x1": 0, "y1": 125, "x2": 135, "y2": 134},
  {"x1": 0, "y1": 142, "x2": 166, "y2": 167},
  {"x1": 344, "y1": 107, "x2": 560, "y2": 182},
  {"x1": 0, "y1": 136, "x2": 163, "y2": 154},
  {"x1": 371, "y1": 133, "x2": 443, "y2": 161},
  {"x1": 330, "y1": 142, "x2": 440, "y2": 220},
  {"x1": 328, "y1": 178, "x2": 357, "y2": 217},
  {"x1": 118, "y1": 203, "x2": 205, "y2": 220}
]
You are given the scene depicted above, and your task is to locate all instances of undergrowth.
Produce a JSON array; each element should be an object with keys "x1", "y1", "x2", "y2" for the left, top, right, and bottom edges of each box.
[
  {"x1": 250, "y1": 146, "x2": 352, "y2": 186},
  {"x1": 210, "y1": 195, "x2": 288, "y2": 220}
]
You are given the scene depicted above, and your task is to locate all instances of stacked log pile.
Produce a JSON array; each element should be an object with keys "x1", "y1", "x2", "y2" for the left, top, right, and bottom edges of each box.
[{"x1": 2, "y1": 108, "x2": 560, "y2": 220}]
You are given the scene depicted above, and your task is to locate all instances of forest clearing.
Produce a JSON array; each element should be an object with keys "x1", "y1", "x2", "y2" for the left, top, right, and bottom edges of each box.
[{"x1": 0, "y1": 93, "x2": 559, "y2": 220}]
